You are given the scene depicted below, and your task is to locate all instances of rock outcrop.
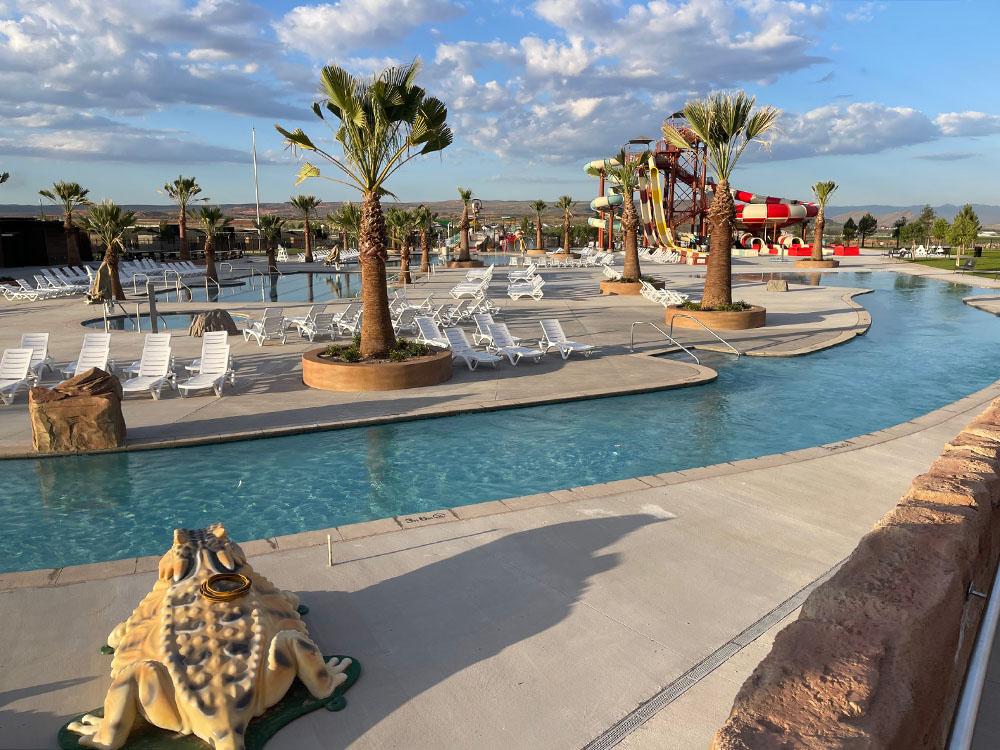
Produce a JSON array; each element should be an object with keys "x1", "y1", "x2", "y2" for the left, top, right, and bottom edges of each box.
[
  {"x1": 712, "y1": 400, "x2": 1000, "y2": 749},
  {"x1": 189, "y1": 309, "x2": 238, "y2": 337},
  {"x1": 765, "y1": 279, "x2": 789, "y2": 292},
  {"x1": 29, "y1": 368, "x2": 126, "y2": 453}
]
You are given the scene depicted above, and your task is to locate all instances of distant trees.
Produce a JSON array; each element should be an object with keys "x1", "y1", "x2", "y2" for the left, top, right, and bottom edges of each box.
[
  {"x1": 289, "y1": 195, "x2": 321, "y2": 263},
  {"x1": 82, "y1": 201, "x2": 136, "y2": 300},
  {"x1": 529, "y1": 199, "x2": 547, "y2": 250},
  {"x1": 899, "y1": 204, "x2": 935, "y2": 246},
  {"x1": 950, "y1": 204, "x2": 982, "y2": 265},
  {"x1": 256, "y1": 214, "x2": 286, "y2": 273},
  {"x1": 931, "y1": 217, "x2": 950, "y2": 246},
  {"x1": 891, "y1": 218, "x2": 907, "y2": 249},
  {"x1": 162, "y1": 176, "x2": 206, "y2": 261},
  {"x1": 195, "y1": 206, "x2": 231, "y2": 283},
  {"x1": 0, "y1": 171, "x2": 8, "y2": 185},
  {"x1": 457, "y1": 188, "x2": 473, "y2": 261},
  {"x1": 39, "y1": 181, "x2": 91, "y2": 265},
  {"x1": 556, "y1": 195, "x2": 574, "y2": 254},
  {"x1": 842, "y1": 217, "x2": 857, "y2": 243},
  {"x1": 857, "y1": 213, "x2": 877, "y2": 247}
]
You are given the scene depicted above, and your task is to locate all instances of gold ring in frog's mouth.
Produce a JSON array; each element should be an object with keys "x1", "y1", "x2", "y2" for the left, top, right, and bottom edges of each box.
[{"x1": 200, "y1": 573, "x2": 251, "y2": 601}]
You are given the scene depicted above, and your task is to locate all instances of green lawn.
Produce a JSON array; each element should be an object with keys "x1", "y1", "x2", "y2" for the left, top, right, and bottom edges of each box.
[{"x1": 908, "y1": 249, "x2": 1000, "y2": 279}]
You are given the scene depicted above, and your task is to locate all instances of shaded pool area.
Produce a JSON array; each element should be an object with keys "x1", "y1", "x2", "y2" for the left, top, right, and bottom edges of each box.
[{"x1": 4, "y1": 272, "x2": 999, "y2": 572}]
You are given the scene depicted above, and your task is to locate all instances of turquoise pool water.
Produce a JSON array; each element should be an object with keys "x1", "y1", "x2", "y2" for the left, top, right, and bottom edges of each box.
[
  {"x1": 153, "y1": 271, "x2": 362, "y2": 304},
  {"x1": 3, "y1": 272, "x2": 999, "y2": 573},
  {"x1": 83, "y1": 312, "x2": 204, "y2": 331}
]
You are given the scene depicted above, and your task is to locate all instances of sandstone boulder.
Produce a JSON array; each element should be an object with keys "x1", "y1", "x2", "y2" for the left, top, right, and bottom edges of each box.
[
  {"x1": 766, "y1": 279, "x2": 789, "y2": 292},
  {"x1": 189, "y1": 309, "x2": 238, "y2": 337},
  {"x1": 29, "y1": 368, "x2": 126, "y2": 453}
]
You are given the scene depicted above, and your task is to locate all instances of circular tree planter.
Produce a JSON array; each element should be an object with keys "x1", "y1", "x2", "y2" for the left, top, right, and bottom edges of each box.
[
  {"x1": 446, "y1": 259, "x2": 485, "y2": 269},
  {"x1": 665, "y1": 304, "x2": 766, "y2": 330},
  {"x1": 794, "y1": 259, "x2": 840, "y2": 269},
  {"x1": 302, "y1": 349, "x2": 453, "y2": 392},
  {"x1": 526, "y1": 248, "x2": 548, "y2": 256}
]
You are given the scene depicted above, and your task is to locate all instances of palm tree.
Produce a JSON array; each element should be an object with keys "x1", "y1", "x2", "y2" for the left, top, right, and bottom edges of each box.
[
  {"x1": 604, "y1": 150, "x2": 648, "y2": 281},
  {"x1": 81, "y1": 201, "x2": 136, "y2": 300},
  {"x1": 289, "y1": 195, "x2": 322, "y2": 262},
  {"x1": 663, "y1": 92, "x2": 779, "y2": 308},
  {"x1": 414, "y1": 204, "x2": 437, "y2": 273},
  {"x1": 327, "y1": 202, "x2": 360, "y2": 261},
  {"x1": 388, "y1": 209, "x2": 418, "y2": 285},
  {"x1": 810, "y1": 181, "x2": 838, "y2": 261},
  {"x1": 456, "y1": 188, "x2": 473, "y2": 261},
  {"x1": 162, "y1": 176, "x2": 206, "y2": 261},
  {"x1": 195, "y1": 206, "x2": 232, "y2": 282},
  {"x1": 556, "y1": 196, "x2": 574, "y2": 254},
  {"x1": 529, "y1": 200, "x2": 547, "y2": 250},
  {"x1": 38, "y1": 181, "x2": 91, "y2": 265},
  {"x1": 277, "y1": 61, "x2": 453, "y2": 358},
  {"x1": 256, "y1": 214, "x2": 286, "y2": 272},
  {"x1": 0, "y1": 172, "x2": 8, "y2": 185}
]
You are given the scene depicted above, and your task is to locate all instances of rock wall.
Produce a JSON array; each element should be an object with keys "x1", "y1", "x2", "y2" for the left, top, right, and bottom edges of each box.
[
  {"x1": 713, "y1": 400, "x2": 1000, "y2": 750},
  {"x1": 29, "y1": 368, "x2": 126, "y2": 453}
]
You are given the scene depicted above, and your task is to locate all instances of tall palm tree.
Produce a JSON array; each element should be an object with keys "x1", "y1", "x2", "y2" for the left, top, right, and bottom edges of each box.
[
  {"x1": 663, "y1": 92, "x2": 779, "y2": 308},
  {"x1": 256, "y1": 214, "x2": 286, "y2": 273},
  {"x1": 195, "y1": 206, "x2": 232, "y2": 282},
  {"x1": 388, "y1": 208, "x2": 418, "y2": 285},
  {"x1": 289, "y1": 195, "x2": 322, "y2": 262},
  {"x1": 277, "y1": 61, "x2": 453, "y2": 358},
  {"x1": 556, "y1": 195, "x2": 574, "y2": 254},
  {"x1": 414, "y1": 204, "x2": 437, "y2": 273},
  {"x1": 0, "y1": 172, "x2": 8, "y2": 185},
  {"x1": 162, "y1": 176, "x2": 206, "y2": 261},
  {"x1": 38, "y1": 181, "x2": 91, "y2": 265},
  {"x1": 810, "y1": 181, "x2": 838, "y2": 261},
  {"x1": 456, "y1": 188, "x2": 473, "y2": 261},
  {"x1": 604, "y1": 150, "x2": 649, "y2": 281},
  {"x1": 529, "y1": 200, "x2": 547, "y2": 250},
  {"x1": 81, "y1": 201, "x2": 136, "y2": 300}
]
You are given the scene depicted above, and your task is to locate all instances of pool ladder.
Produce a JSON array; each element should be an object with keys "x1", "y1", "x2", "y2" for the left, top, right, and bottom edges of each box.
[{"x1": 628, "y1": 318, "x2": 741, "y2": 362}]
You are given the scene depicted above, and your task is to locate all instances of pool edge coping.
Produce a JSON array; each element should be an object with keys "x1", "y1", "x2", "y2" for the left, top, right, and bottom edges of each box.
[{"x1": 4, "y1": 375, "x2": 999, "y2": 592}]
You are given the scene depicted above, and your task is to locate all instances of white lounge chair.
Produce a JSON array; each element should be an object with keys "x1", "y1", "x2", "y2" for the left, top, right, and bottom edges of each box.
[
  {"x1": 287, "y1": 304, "x2": 326, "y2": 331},
  {"x1": 20, "y1": 333, "x2": 53, "y2": 384},
  {"x1": 63, "y1": 333, "x2": 112, "y2": 378},
  {"x1": 538, "y1": 319, "x2": 595, "y2": 359},
  {"x1": 0, "y1": 348, "x2": 33, "y2": 405},
  {"x1": 507, "y1": 264, "x2": 537, "y2": 281},
  {"x1": 122, "y1": 340, "x2": 173, "y2": 400},
  {"x1": 122, "y1": 333, "x2": 172, "y2": 379},
  {"x1": 488, "y1": 323, "x2": 544, "y2": 365},
  {"x1": 243, "y1": 308, "x2": 287, "y2": 346},
  {"x1": 178, "y1": 344, "x2": 230, "y2": 397},
  {"x1": 415, "y1": 316, "x2": 450, "y2": 349},
  {"x1": 185, "y1": 331, "x2": 235, "y2": 386},
  {"x1": 472, "y1": 313, "x2": 496, "y2": 345},
  {"x1": 298, "y1": 312, "x2": 340, "y2": 342},
  {"x1": 444, "y1": 327, "x2": 503, "y2": 371},
  {"x1": 507, "y1": 276, "x2": 546, "y2": 300}
]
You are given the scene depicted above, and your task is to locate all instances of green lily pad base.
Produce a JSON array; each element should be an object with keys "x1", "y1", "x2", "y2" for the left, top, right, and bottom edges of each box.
[{"x1": 58, "y1": 655, "x2": 360, "y2": 750}]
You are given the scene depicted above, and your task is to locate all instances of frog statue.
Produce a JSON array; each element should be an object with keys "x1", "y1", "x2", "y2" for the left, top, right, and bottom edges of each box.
[{"x1": 67, "y1": 524, "x2": 352, "y2": 750}]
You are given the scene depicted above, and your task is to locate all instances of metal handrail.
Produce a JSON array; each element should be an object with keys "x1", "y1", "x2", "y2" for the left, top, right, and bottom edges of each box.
[
  {"x1": 204, "y1": 277, "x2": 222, "y2": 298},
  {"x1": 628, "y1": 322, "x2": 700, "y2": 364},
  {"x1": 668, "y1": 314, "x2": 741, "y2": 357},
  {"x1": 220, "y1": 262, "x2": 234, "y2": 279},
  {"x1": 131, "y1": 272, "x2": 151, "y2": 295},
  {"x1": 948, "y1": 565, "x2": 1000, "y2": 750}
]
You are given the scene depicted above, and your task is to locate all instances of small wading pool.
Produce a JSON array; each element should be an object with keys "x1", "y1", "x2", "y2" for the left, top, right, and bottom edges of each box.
[
  {"x1": 82, "y1": 312, "x2": 208, "y2": 331},
  {"x1": 5, "y1": 271, "x2": 1000, "y2": 572},
  {"x1": 152, "y1": 271, "x2": 362, "y2": 304}
]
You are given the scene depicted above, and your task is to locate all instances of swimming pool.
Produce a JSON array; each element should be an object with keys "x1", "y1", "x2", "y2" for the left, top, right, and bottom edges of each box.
[
  {"x1": 82, "y1": 312, "x2": 206, "y2": 331},
  {"x1": 153, "y1": 271, "x2": 362, "y2": 304},
  {"x1": 4, "y1": 271, "x2": 999, "y2": 573}
]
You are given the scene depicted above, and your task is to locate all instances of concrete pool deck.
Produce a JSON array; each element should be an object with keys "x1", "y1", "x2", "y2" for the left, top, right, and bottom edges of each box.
[
  {"x1": 2, "y1": 378, "x2": 998, "y2": 749},
  {"x1": 0, "y1": 256, "x2": 873, "y2": 457}
]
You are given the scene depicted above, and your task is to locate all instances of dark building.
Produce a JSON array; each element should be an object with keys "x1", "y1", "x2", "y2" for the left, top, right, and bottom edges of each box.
[{"x1": 0, "y1": 219, "x2": 93, "y2": 268}]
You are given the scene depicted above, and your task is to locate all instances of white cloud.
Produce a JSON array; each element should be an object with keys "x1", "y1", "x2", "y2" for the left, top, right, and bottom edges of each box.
[
  {"x1": 845, "y1": 2, "x2": 883, "y2": 23},
  {"x1": 934, "y1": 111, "x2": 1000, "y2": 137},
  {"x1": 276, "y1": 0, "x2": 462, "y2": 56}
]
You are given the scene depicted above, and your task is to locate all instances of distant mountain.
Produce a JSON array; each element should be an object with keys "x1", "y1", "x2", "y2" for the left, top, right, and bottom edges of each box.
[{"x1": 828, "y1": 204, "x2": 1000, "y2": 228}]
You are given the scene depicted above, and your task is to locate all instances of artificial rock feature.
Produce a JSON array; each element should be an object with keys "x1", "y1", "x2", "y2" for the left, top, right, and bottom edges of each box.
[
  {"x1": 29, "y1": 368, "x2": 126, "y2": 453},
  {"x1": 189, "y1": 309, "x2": 239, "y2": 337},
  {"x1": 67, "y1": 524, "x2": 352, "y2": 750},
  {"x1": 765, "y1": 279, "x2": 789, "y2": 292},
  {"x1": 712, "y1": 399, "x2": 1000, "y2": 750}
]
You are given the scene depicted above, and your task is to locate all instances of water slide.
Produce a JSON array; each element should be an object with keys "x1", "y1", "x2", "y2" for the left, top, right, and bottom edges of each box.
[
  {"x1": 730, "y1": 189, "x2": 817, "y2": 228},
  {"x1": 588, "y1": 194, "x2": 623, "y2": 231},
  {"x1": 638, "y1": 154, "x2": 684, "y2": 250}
]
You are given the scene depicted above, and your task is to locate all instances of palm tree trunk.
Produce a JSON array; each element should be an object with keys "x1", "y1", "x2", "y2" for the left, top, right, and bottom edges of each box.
[
  {"x1": 178, "y1": 209, "x2": 189, "y2": 261},
  {"x1": 304, "y1": 218, "x2": 313, "y2": 263},
  {"x1": 401, "y1": 239, "x2": 412, "y2": 285},
  {"x1": 64, "y1": 215, "x2": 82, "y2": 266},
  {"x1": 562, "y1": 215, "x2": 570, "y2": 254},
  {"x1": 420, "y1": 229, "x2": 430, "y2": 273},
  {"x1": 106, "y1": 244, "x2": 125, "y2": 300},
  {"x1": 205, "y1": 236, "x2": 218, "y2": 283},
  {"x1": 535, "y1": 213, "x2": 543, "y2": 250},
  {"x1": 812, "y1": 210, "x2": 825, "y2": 261},
  {"x1": 702, "y1": 181, "x2": 735, "y2": 309},
  {"x1": 458, "y1": 206, "x2": 471, "y2": 261},
  {"x1": 266, "y1": 241, "x2": 277, "y2": 273},
  {"x1": 359, "y1": 191, "x2": 395, "y2": 358},
  {"x1": 622, "y1": 197, "x2": 641, "y2": 281}
]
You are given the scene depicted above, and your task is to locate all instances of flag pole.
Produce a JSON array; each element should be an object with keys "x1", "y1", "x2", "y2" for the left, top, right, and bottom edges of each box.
[{"x1": 251, "y1": 127, "x2": 262, "y2": 253}]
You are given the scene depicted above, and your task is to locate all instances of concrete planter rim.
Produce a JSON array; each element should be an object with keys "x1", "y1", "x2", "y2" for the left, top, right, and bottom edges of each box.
[
  {"x1": 301, "y1": 347, "x2": 453, "y2": 392},
  {"x1": 665, "y1": 304, "x2": 767, "y2": 330}
]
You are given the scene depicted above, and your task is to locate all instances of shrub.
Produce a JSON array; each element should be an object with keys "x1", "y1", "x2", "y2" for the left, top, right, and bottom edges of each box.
[{"x1": 678, "y1": 300, "x2": 753, "y2": 312}]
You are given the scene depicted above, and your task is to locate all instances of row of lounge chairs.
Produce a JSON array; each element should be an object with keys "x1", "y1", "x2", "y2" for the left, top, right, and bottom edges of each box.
[
  {"x1": 415, "y1": 315, "x2": 595, "y2": 370},
  {"x1": 120, "y1": 259, "x2": 204, "y2": 283},
  {"x1": 641, "y1": 248, "x2": 682, "y2": 264},
  {"x1": 0, "y1": 331, "x2": 234, "y2": 404}
]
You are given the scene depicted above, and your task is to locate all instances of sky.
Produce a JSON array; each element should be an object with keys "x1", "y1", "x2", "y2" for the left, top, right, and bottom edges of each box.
[{"x1": 0, "y1": 0, "x2": 998, "y2": 208}]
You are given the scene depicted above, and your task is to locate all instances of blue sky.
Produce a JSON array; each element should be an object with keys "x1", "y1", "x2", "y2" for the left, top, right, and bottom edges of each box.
[{"x1": 0, "y1": 0, "x2": 997, "y2": 207}]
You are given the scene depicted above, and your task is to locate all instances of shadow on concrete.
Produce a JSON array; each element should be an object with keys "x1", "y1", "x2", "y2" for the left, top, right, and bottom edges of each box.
[
  {"x1": 294, "y1": 513, "x2": 665, "y2": 747},
  {"x1": 0, "y1": 677, "x2": 93, "y2": 748}
]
